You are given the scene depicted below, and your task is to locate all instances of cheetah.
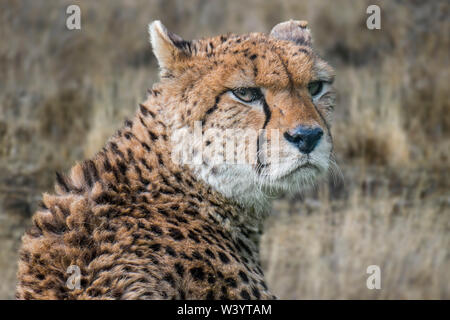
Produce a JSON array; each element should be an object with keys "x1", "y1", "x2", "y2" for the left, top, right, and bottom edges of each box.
[{"x1": 16, "y1": 20, "x2": 336, "y2": 299}]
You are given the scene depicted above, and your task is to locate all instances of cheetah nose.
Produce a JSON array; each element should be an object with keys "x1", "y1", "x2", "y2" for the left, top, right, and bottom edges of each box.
[{"x1": 284, "y1": 125, "x2": 323, "y2": 154}]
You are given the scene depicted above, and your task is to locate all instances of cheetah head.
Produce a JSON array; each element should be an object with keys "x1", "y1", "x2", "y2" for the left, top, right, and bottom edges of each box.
[{"x1": 149, "y1": 20, "x2": 336, "y2": 212}]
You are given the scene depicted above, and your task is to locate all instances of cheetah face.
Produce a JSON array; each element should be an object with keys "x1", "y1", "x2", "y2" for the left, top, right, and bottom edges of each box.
[{"x1": 150, "y1": 20, "x2": 336, "y2": 210}]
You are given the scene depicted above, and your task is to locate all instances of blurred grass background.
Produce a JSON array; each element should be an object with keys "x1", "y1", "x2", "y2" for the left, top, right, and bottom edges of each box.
[{"x1": 0, "y1": 0, "x2": 448, "y2": 299}]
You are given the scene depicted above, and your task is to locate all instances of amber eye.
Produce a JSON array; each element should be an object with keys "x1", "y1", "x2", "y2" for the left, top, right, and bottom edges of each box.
[
  {"x1": 231, "y1": 88, "x2": 263, "y2": 103},
  {"x1": 308, "y1": 81, "x2": 323, "y2": 97}
]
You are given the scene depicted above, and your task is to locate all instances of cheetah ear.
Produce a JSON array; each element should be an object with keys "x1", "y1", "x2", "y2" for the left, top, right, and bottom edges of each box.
[
  {"x1": 149, "y1": 20, "x2": 191, "y2": 71},
  {"x1": 270, "y1": 20, "x2": 313, "y2": 47}
]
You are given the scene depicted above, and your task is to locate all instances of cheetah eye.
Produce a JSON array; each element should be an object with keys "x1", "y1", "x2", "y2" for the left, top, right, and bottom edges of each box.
[
  {"x1": 307, "y1": 81, "x2": 324, "y2": 97},
  {"x1": 231, "y1": 88, "x2": 263, "y2": 103}
]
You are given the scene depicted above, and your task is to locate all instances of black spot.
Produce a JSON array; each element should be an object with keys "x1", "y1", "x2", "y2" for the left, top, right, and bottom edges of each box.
[
  {"x1": 148, "y1": 130, "x2": 158, "y2": 141},
  {"x1": 256, "y1": 266, "x2": 264, "y2": 275},
  {"x1": 148, "y1": 254, "x2": 159, "y2": 265},
  {"x1": 140, "y1": 158, "x2": 153, "y2": 171},
  {"x1": 240, "y1": 289, "x2": 251, "y2": 300},
  {"x1": 237, "y1": 239, "x2": 252, "y2": 255},
  {"x1": 172, "y1": 38, "x2": 192, "y2": 52},
  {"x1": 238, "y1": 270, "x2": 249, "y2": 283},
  {"x1": 175, "y1": 215, "x2": 188, "y2": 223},
  {"x1": 192, "y1": 251, "x2": 203, "y2": 260},
  {"x1": 205, "y1": 249, "x2": 215, "y2": 259},
  {"x1": 202, "y1": 225, "x2": 213, "y2": 234},
  {"x1": 117, "y1": 161, "x2": 127, "y2": 176},
  {"x1": 218, "y1": 251, "x2": 230, "y2": 264},
  {"x1": 87, "y1": 160, "x2": 100, "y2": 182},
  {"x1": 180, "y1": 253, "x2": 193, "y2": 261},
  {"x1": 204, "y1": 259, "x2": 213, "y2": 267},
  {"x1": 201, "y1": 236, "x2": 212, "y2": 245},
  {"x1": 127, "y1": 149, "x2": 135, "y2": 163},
  {"x1": 252, "y1": 286, "x2": 261, "y2": 299},
  {"x1": 150, "y1": 225, "x2": 163, "y2": 235},
  {"x1": 87, "y1": 288, "x2": 102, "y2": 297},
  {"x1": 163, "y1": 273, "x2": 175, "y2": 287},
  {"x1": 190, "y1": 267, "x2": 205, "y2": 281},
  {"x1": 79, "y1": 278, "x2": 88, "y2": 287},
  {"x1": 298, "y1": 48, "x2": 310, "y2": 55},
  {"x1": 174, "y1": 263, "x2": 185, "y2": 277},
  {"x1": 206, "y1": 290, "x2": 215, "y2": 300},
  {"x1": 149, "y1": 243, "x2": 161, "y2": 252},
  {"x1": 157, "y1": 207, "x2": 169, "y2": 217},
  {"x1": 81, "y1": 164, "x2": 92, "y2": 187},
  {"x1": 167, "y1": 219, "x2": 179, "y2": 227},
  {"x1": 55, "y1": 172, "x2": 70, "y2": 192},
  {"x1": 151, "y1": 89, "x2": 160, "y2": 97},
  {"x1": 201, "y1": 94, "x2": 223, "y2": 125},
  {"x1": 215, "y1": 228, "x2": 229, "y2": 240},
  {"x1": 225, "y1": 242, "x2": 237, "y2": 253},
  {"x1": 260, "y1": 280, "x2": 268, "y2": 290},
  {"x1": 188, "y1": 231, "x2": 200, "y2": 243},
  {"x1": 205, "y1": 105, "x2": 218, "y2": 115},
  {"x1": 139, "y1": 104, "x2": 149, "y2": 116},
  {"x1": 103, "y1": 158, "x2": 112, "y2": 172},
  {"x1": 225, "y1": 277, "x2": 237, "y2": 288},
  {"x1": 94, "y1": 192, "x2": 113, "y2": 204},
  {"x1": 157, "y1": 154, "x2": 165, "y2": 166},
  {"x1": 141, "y1": 142, "x2": 151, "y2": 152},
  {"x1": 207, "y1": 274, "x2": 216, "y2": 284},
  {"x1": 19, "y1": 251, "x2": 31, "y2": 263},
  {"x1": 166, "y1": 246, "x2": 177, "y2": 257},
  {"x1": 124, "y1": 119, "x2": 132, "y2": 127},
  {"x1": 253, "y1": 65, "x2": 258, "y2": 76},
  {"x1": 143, "y1": 233, "x2": 153, "y2": 241},
  {"x1": 110, "y1": 142, "x2": 125, "y2": 159},
  {"x1": 184, "y1": 209, "x2": 199, "y2": 217},
  {"x1": 229, "y1": 252, "x2": 240, "y2": 263},
  {"x1": 168, "y1": 228, "x2": 185, "y2": 241},
  {"x1": 250, "y1": 54, "x2": 257, "y2": 60}
]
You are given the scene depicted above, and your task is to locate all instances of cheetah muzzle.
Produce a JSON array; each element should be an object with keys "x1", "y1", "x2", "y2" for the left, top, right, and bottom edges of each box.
[{"x1": 16, "y1": 19, "x2": 336, "y2": 300}]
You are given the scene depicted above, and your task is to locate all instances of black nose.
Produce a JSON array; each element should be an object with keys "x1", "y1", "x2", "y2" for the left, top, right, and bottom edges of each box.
[{"x1": 284, "y1": 126, "x2": 324, "y2": 154}]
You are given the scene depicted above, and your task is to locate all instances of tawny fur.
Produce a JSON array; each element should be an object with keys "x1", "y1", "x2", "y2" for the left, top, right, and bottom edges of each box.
[{"x1": 16, "y1": 20, "x2": 335, "y2": 300}]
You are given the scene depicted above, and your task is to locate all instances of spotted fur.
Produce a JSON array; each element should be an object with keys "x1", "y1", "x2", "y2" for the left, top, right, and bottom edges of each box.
[{"x1": 16, "y1": 20, "x2": 335, "y2": 300}]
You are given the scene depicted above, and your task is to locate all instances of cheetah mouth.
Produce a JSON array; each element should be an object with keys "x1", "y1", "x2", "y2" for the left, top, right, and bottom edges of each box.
[
  {"x1": 289, "y1": 161, "x2": 320, "y2": 175},
  {"x1": 271, "y1": 160, "x2": 322, "y2": 181}
]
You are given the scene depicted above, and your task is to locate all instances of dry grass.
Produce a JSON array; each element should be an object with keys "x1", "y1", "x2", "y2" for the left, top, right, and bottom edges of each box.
[
  {"x1": 0, "y1": 0, "x2": 448, "y2": 299},
  {"x1": 262, "y1": 170, "x2": 449, "y2": 299}
]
